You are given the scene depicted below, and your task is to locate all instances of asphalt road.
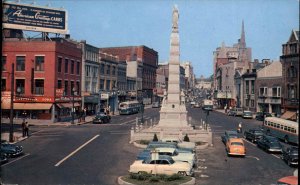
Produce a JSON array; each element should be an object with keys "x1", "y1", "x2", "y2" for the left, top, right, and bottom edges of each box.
[{"x1": 1, "y1": 106, "x2": 297, "y2": 185}]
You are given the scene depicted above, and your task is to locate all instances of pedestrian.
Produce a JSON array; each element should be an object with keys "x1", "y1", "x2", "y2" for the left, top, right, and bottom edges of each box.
[
  {"x1": 78, "y1": 110, "x2": 82, "y2": 123},
  {"x1": 238, "y1": 122, "x2": 242, "y2": 133},
  {"x1": 25, "y1": 122, "x2": 29, "y2": 137},
  {"x1": 83, "y1": 108, "x2": 87, "y2": 121},
  {"x1": 21, "y1": 120, "x2": 26, "y2": 137}
]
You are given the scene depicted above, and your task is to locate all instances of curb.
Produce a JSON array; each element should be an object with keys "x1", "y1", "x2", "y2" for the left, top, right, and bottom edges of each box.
[
  {"x1": 132, "y1": 141, "x2": 147, "y2": 149},
  {"x1": 117, "y1": 176, "x2": 195, "y2": 185}
]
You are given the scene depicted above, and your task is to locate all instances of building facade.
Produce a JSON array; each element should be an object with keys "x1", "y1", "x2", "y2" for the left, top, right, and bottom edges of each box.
[
  {"x1": 280, "y1": 30, "x2": 299, "y2": 121},
  {"x1": 2, "y1": 38, "x2": 82, "y2": 122}
]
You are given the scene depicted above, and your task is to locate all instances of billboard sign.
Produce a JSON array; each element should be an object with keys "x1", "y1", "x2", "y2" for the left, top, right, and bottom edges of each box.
[{"x1": 3, "y1": 2, "x2": 68, "y2": 34}]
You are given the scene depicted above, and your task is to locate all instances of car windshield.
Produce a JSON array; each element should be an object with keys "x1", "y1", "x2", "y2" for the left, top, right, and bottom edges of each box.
[
  {"x1": 254, "y1": 130, "x2": 263, "y2": 135},
  {"x1": 231, "y1": 142, "x2": 243, "y2": 146},
  {"x1": 229, "y1": 134, "x2": 238, "y2": 138},
  {"x1": 168, "y1": 158, "x2": 175, "y2": 164},
  {"x1": 269, "y1": 142, "x2": 281, "y2": 147}
]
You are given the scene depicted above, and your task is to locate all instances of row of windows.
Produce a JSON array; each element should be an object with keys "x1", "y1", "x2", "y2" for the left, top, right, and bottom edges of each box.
[
  {"x1": 265, "y1": 121, "x2": 297, "y2": 134},
  {"x1": 99, "y1": 64, "x2": 117, "y2": 75},
  {"x1": 245, "y1": 80, "x2": 255, "y2": 94},
  {"x1": 259, "y1": 87, "x2": 281, "y2": 97},
  {"x1": 57, "y1": 57, "x2": 80, "y2": 75},
  {"x1": 1, "y1": 78, "x2": 44, "y2": 95},
  {"x1": 57, "y1": 80, "x2": 80, "y2": 96},
  {"x1": 2, "y1": 56, "x2": 45, "y2": 72}
]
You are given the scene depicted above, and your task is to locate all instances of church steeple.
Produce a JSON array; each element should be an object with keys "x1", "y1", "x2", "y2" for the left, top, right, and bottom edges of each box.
[{"x1": 240, "y1": 20, "x2": 246, "y2": 48}]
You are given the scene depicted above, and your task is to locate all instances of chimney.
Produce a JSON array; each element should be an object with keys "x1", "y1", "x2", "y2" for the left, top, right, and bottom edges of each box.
[{"x1": 65, "y1": 34, "x2": 70, "y2": 39}]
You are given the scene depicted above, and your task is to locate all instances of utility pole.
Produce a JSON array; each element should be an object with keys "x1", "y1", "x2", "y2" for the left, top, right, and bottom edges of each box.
[{"x1": 9, "y1": 63, "x2": 15, "y2": 142}]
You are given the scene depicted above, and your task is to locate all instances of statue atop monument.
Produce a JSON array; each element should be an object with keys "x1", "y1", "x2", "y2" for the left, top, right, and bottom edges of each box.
[{"x1": 172, "y1": 5, "x2": 179, "y2": 29}]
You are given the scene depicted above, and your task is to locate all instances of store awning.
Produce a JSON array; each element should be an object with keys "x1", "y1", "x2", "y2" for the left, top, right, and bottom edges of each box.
[
  {"x1": 57, "y1": 102, "x2": 80, "y2": 109},
  {"x1": 1, "y1": 103, "x2": 53, "y2": 110},
  {"x1": 281, "y1": 111, "x2": 296, "y2": 120}
]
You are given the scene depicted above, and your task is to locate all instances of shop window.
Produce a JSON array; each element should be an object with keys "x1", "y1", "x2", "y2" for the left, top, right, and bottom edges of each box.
[
  {"x1": 34, "y1": 79, "x2": 44, "y2": 95},
  {"x1": 64, "y1": 81, "x2": 68, "y2": 96},
  {"x1": 16, "y1": 56, "x2": 25, "y2": 71},
  {"x1": 76, "y1": 81, "x2": 80, "y2": 95},
  {"x1": 57, "y1": 80, "x2": 62, "y2": 89},
  {"x1": 2, "y1": 56, "x2": 7, "y2": 71},
  {"x1": 58, "y1": 57, "x2": 62, "y2": 73},
  {"x1": 35, "y1": 56, "x2": 44, "y2": 71},
  {"x1": 16, "y1": 79, "x2": 25, "y2": 94}
]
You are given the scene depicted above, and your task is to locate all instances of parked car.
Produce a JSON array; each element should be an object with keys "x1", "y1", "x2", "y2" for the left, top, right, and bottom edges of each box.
[
  {"x1": 221, "y1": 130, "x2": 238, "y2": 144},
  {"x1": 232, "y1": 108, "x2": 243, "y2": 117},
  {"x1": 255, "y1": 112, "x2": 273, "y2": 121},
  {"x1": 152, "y1": 102, "x2": 160, "y2": 108},
  {"x1": 161, "y1": 137, "x2": 196, "y2": 151},
  {"x1": 147, "y1": 141, "x2": 194, "y2": 153},
  {"x1": 244, "y1": 128, "x2": 264, "y2": 143},
  {"x1": 277, "y1": 176, "x2": 298, "y2": 185},
  {"x1": 281, "y1": 146, "x2": 298, "y2": 167},
  {"x1": 194, "y1": 103, "x2": 201, "y2": 108},
  {"x1": 92, "y1": 112, "x2": 111, "y2": 124},
  {"x1": 257, "y1": 135, "x2": 283, "y2": 153},
  {"x1": 242, "y1": 111, "x2": 253, "y2": 119},
  {"x1": 0, "y1": 153, "x2": 8, "y2": 164},
  {"x1": 0, "y1": 141, "x2": 24, "y2": 157},
  {"x1": 227, "y1": 109, "x2": 235, "y2": 116},
  {"x1": 225, "y1": 138, "x2": 246, "y2": 157},
  {"x1": 129, "y1": 155, "x2": 194, "y2": 176}
]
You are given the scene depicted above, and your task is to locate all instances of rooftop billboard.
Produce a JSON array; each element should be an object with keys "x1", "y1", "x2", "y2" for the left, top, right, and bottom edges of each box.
[{"x1": 3, "y1": 2, "x2": 68, "y2": 34}]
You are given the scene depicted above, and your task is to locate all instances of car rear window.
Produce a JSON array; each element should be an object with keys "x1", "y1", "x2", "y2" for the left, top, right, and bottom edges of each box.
[{"x1": 231, "y1": 142, "x2": 243, "y2": 146}]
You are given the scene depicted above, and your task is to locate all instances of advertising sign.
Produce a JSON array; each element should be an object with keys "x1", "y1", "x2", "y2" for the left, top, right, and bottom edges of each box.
[
  {"x1": 55, "y1": 88, "x2": 64, "y2": 97},
  {"x1": 3, "y1": 2, "x2": 68, "y2": 34}
]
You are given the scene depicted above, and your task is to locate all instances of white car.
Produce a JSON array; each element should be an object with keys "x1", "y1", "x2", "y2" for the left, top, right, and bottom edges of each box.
[
  {"x1": 129, "y1": 155, "x2": 193, "y2": 176},
  {"x1": 161, "y1": 137, "x2": 196, "y2": 151},
  {"x1": 155, "y1": 147, "x2": 196, "y2": 167}
]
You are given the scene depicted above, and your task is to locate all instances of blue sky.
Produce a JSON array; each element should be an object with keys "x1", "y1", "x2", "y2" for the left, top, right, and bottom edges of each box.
[{"x1": 20, "y1": 0, "x2": 299, "y2": 78}]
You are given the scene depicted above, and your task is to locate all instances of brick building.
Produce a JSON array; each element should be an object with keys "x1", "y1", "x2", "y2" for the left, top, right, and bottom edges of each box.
[
  {"x1": 100, "y1": 46, "x2": 158, "y2": 102},
  {"x1": 280, "y1": 30, "x2": 299, "y2": 121},
  {"x1": 2, "y1": 38, "x2": 82, "y2": 122}
]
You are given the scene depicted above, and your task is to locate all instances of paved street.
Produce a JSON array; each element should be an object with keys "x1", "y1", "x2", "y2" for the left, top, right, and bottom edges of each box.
[{"x1": 1, "y1": 107, "x2": 297, "y2": 185}]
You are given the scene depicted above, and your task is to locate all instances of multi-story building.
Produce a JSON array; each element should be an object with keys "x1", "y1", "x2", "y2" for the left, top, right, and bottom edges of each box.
[
  {"x1": 181, "y1": 61, "x2": 194, "y2": 91},
  {"x1": 117, "y1": 60, "x2": 127, "y2": 102},
  {"x1": 256, "y1": 61, "x2": 283, "y2": 116},
  {"x1": 195, "y1": 75, "x2": 212, "y2": 90},
  {"x1": 126, "y1": 60, "x2": 143, "y2": 102},
  {"x1": 100, "y1": 46, "x2": 158, "y2": 102},
  {"x1": 280, "y1": 30, "x2": 299, "y2": 121},
  {"x1": 2, "y1": 37, "x2": 82, "y2": 122}
]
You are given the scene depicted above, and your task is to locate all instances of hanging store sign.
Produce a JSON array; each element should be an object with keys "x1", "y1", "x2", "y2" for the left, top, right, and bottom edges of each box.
[{"x1": 3, "y1": 2, "x2": 68, "y2": 34}]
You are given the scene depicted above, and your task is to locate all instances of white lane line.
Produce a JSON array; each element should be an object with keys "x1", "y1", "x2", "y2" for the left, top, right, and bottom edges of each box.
[
  {"x1": 120, "y1": 120, "x2": 135, "y2": 125},
  {"x1": 242, "y1": 138, "x2": 256, "y2": 147},
  {"x1": 54, "y1": 134, "x2": 99, "y2": 167},
  {"x1": 2, "y1": 153, "x2": 30, "y2": 167},
  {"x1": 272, "y1": 154, "x2": 280, "y2": 159}
]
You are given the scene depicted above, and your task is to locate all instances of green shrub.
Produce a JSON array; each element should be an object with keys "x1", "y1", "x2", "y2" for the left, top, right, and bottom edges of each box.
[
  {"x1": 183, "y1": 134, "x2": 190, "y2": 142},
  {"x1": 149, "y1": 175, "x2": 160, "y2": 182},
  {"x1": 158, "y1": 174, "x2": 168, "y2": 181},
  {"x1": 153, "y1": 133, "x2": 158, "y2": 141},
  {"x1": 167, "y1": 174, "x2": 183, "y2": 181},
  {"x1": 137, "y1": 172, "x2": 151, "y2": 181},
  {"x1": 129, "y1": 172, "x2": 139, "y2": 179}
]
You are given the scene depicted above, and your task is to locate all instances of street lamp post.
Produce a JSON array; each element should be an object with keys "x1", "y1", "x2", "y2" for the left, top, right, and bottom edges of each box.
[
  {"x1": 9, "y1": 63, "x2": 15, "y2": 142},
  {"x1": 71, "y1": 87, "x2": 76, "y2": 124},
  {"x1": 98, "y1": 90, "x2": 102, "y2": 114}
]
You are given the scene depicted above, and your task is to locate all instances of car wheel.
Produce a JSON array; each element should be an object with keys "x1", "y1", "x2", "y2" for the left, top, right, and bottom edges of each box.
[{"x1": 178, "y1": 171, "x2": 187, "y2": 176}]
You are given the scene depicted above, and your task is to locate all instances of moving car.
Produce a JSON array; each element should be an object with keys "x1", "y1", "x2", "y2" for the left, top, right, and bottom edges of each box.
[
  {"x1": 0, "y1": 141, "x2": 24, "y2": 157},
  {"x1": 255, "y1": 112, "x2": 273, "y2": 121},
  {"x1": 0, "y1": 153, "x2": 8, "y2": 164},
  {"x1": 129, "y1": 155, "x2": 193, "y2": 176},
  {"x1": 225, "y1": 138, "x2": 246, "y2": 157},
  {"x1": 221, "y1": 130, "x2": 238, "y2": 144},
  {"x1": 242, "y1": 111, "x2": 253, "y2": 119},
  {"x1": 232, "y1": 108, "x2": 243, "y2": 117},
  {"x1": 281, "y1": 146, "x2": 298, "y2": 167},
  {"x1": 257, "y1": 135, "x2": 283, "y2": 153},
  {"x1": 152, "y1": 102, "x2": 160, "y2": 108},
  {"x1": 227, "y1": 109, "x2": 235, "y2": 116},
  {"x1": 244, "y1": 128, "x2": 264, "y2": 143},
  {"x1": 92, "y1": 112, "x2": 111, "y2": 124}
]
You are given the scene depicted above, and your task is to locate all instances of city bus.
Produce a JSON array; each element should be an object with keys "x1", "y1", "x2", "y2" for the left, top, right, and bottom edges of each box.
[
  {"x1": 118, "y1": 101, "x2": 141, "y2": 115},
  {"x1": 263, "y1": 117, "x2": 298, "y2": 144}
]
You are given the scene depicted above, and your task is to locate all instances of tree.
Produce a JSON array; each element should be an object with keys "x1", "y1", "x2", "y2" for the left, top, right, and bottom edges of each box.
[
  {"x1": 153, "y1": 133, "x2": 158, "y2": 141},
  {"x1": 183, "y1": 134, "x2": 190, "y2": 142}
]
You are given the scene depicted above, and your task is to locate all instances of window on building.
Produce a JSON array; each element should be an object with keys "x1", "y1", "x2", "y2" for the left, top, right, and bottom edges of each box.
[
  {"x1": 245, "y1": 81, "x2": 249, "y2": 94},
  {"x1": 76, "y1": 62, "x2": 80, "y2": 75},
  {"x1": 16, "y1": 56, "x2": 25, "y2": 71},
  {"x1": 2, "y1": 56, "x2": 7, "y2": 71},
  {"x1": 100, "y1": 79, "x2": 105, "y2": 90},
  {"x1": 57, "y1": 80, "x2": 62, "y2": 89},
  {"x1": 112, "y1": 66, "x2": 116, "y2": 76},
  {"x1": 246, "y1": 99, "x2": 249, "y2": 107},
  {"x1": 251, "y1": 100, "x2": 255, "y2": 107},
  {"x1": 259, "y1": 87, "x2": 268, "y2": 96},
  {"x1": 34, "y1": 79, "x2": 44, "y2": 95},
  {"x1": 106, "y1": 80, "x2": 110, "y2": 90},
  {"x1": 71, "y1": 60, "x2": 74, "y2": 74},
  {"x1": 86, "y1": 66, "x2": 90, "y2": 77},
  {"x1": 58, "y1": 57, "x2": 62, "y2": 73},
  {"x1": 251, "y1": 80, "x2": 254, "y2": 94},
  {"x1": 71, "y1": 81, "x2": 75, "y2": 95},
  {"x1": 288, "y1": 85, "x2": 295, "y2": 99},
  {"x1": 64, "y1": 81, "x2": 68, "y2": 96},
  {"x1": 1, "y1": 79, "x2": 6, "y2": 91},
  {"x1": 106, "y1": 65, "x2": 110, "y2": 75},
  {"x1": 35, "y1": 56, "x2": 44, "y2": 71},
  {"x1": 16, "y1": 79, "x2": 25, "y2": 94},
  {"x1": 100, "y1": 64, "x2": 105, "y2": 74},
  {"x1": 76, "y1": 81, "x2": 80, "y2": 95},
  {"x1": 93, "y1": 67, "x2": 98, "y2": 77},
  {"x1": 65, "y1": 59, "x2": 69, "y2": 73}
]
